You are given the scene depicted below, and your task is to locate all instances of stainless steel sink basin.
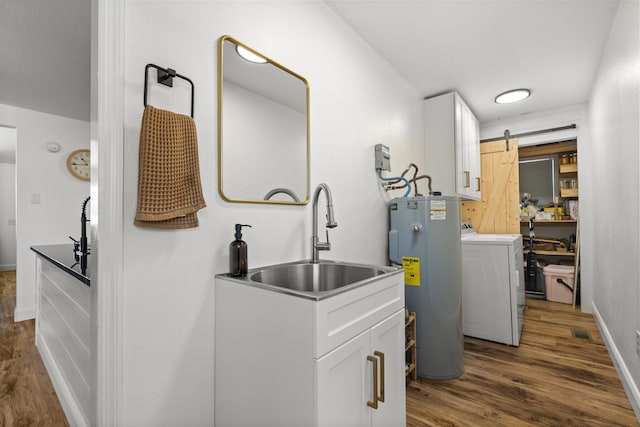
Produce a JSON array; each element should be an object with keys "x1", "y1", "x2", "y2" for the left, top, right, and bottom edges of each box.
[
  {"x1": 221, "y1": 260, "x2": 401, "y2": 300},
  {"x1": 251, "y1": 262, "x2": 387, "y2": 292}
]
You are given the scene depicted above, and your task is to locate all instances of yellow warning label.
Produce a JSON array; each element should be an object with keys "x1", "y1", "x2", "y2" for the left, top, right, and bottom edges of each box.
[{"x1": 402, "y1": 257, "x2": 420, "y2": 286}]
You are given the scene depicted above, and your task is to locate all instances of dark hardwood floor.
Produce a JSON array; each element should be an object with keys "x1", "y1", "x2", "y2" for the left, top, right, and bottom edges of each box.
[
  {"x1": 407, "y1": 298, "x2": 639, "y2": 426},
  {"x1": 0, "y1": 270, "x2": 68, "y2": 427},
  {"x1": 1, "y1": 270, "x2": 637, "y2": 426}
]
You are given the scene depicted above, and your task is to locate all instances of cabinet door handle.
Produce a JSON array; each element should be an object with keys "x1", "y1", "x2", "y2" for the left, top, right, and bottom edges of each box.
[
  {"x1": 366, "y1": 355, "x2": 378, "y2": 409},
  {"x1": 464, "y1": 171, "x2": 470, "y2": 188},
  {"x1": 374, "y1": 351, "x2": 385, "y2": 402},
  {"x1": 476, "y1": 177, "x2": 481, "y2": 192}
]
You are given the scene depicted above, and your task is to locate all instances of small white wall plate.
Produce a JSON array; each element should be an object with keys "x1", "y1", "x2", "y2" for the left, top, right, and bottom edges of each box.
[{"x1": 47, "y1": 141, "x2": 61, "y2": 153}]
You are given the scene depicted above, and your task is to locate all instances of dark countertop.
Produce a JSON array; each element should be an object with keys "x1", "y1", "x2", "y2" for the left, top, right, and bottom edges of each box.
[{"x1": 31, "y1": 244, "x2": 90, "y2": 286}]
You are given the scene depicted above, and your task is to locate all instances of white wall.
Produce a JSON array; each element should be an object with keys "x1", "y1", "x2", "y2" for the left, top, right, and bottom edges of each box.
[
  {"x1": 588, "y1": 0, "x2": 640, "y2": 417},
  {"x1": 0, "y1": 161, "x2": 17, "y2": 270},
  {"x1": 0, "y1": 104, "x2": 90, "y2": 321},
  {"x1": 121, "y1": 1, "x2": 422, "y2": 425},
  {"x1": 481, "y1": 103, "x2": 586, "y2": 147},
  {"x1": 222, "y1": 82, "x2": 307, "y2": 201}
]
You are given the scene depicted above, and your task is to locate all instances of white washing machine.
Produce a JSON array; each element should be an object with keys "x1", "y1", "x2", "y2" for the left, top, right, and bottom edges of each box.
[{"x1": 461, "y1": 224, "x2": 525, "y2": 346}]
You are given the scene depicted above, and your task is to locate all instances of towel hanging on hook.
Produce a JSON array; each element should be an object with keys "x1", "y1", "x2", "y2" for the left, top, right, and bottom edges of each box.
[
  {"x1": 134, "y1": 105, "x2": 206, "y2": 229},
  {"x1": 143, "y1": 63, "x2": 195, "y2": 117}
]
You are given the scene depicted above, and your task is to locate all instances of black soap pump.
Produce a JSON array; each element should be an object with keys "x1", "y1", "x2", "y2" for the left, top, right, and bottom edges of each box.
[{"x1": 229, "y1": 224, "x2": 251, "y2": 277}]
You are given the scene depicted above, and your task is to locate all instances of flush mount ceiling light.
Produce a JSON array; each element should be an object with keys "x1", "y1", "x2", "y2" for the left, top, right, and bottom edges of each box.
[
  {"x1": 495, "y1": 89, "x2": 531, "y2": 104},
  {"x1": 236, "y1": 45, "x2": 267, "y2": 64}
]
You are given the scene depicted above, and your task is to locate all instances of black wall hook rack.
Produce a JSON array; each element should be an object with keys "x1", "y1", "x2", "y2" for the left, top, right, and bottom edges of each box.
[{"x1": 143, "y1": 63, "x2": 195, "y2": 117}]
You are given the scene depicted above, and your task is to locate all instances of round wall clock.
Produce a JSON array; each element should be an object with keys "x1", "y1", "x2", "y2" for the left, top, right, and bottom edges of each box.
[{"x1": 66, "y1": 149, "x2": 90, "y2": 181}]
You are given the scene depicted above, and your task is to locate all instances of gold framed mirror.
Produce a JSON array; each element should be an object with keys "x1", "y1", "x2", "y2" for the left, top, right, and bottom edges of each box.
[{"x1": 218, "y1": 35, "x2": 310, "y2": 205}]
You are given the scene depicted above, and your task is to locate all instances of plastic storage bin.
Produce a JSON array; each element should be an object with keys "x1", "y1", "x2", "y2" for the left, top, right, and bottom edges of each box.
[{"x1": 543, "y1": 264, "x2": 575, "y2": 304}]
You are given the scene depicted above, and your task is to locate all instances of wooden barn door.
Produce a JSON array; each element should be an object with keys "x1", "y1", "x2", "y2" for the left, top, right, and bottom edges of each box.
[{"x1": 461, "y1": 139, "x2": 520, "y2": 234}]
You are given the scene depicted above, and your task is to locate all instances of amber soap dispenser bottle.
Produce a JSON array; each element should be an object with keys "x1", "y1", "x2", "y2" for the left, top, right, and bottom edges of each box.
[{"x1": 229, "y1": 224, "x2": 251, "y2": 277}]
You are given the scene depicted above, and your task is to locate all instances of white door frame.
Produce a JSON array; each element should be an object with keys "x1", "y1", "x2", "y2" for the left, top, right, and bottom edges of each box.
[{"x1": 91, "y1": 0, "x2": 125, "y2": 425}]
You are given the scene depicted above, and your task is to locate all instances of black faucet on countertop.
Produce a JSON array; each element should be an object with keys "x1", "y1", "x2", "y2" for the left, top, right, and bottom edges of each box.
[{"x1": 69, "y1": 196, "x2": 90, "y2": 275}]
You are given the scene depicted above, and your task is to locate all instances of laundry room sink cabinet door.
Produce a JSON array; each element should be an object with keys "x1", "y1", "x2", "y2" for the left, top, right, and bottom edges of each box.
[
  {"x1": 370, "y1": 310, "x2": 406, "y2": 427},
  {"x1": 315, "y1": 310, "x2": 406, "y2": 427}
]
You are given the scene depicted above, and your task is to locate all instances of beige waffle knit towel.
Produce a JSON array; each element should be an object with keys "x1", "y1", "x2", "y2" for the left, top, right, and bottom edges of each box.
[{"x1": 134, "y1": 105, "x2": 206, "y2": 229}]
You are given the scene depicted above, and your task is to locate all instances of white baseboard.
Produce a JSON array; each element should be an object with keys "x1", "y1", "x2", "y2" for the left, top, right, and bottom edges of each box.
[
  {"x1": 36, "y1": 334, "x2": 90, "y2": 427},
  {"x1": 14, "y1": 305, "x2": 35, "y2": 322},
  {"x1": 0, "y1": 264, "x2": 16, "y2": 271},
  {"x1": 592, "y1": 302, "x2": 640, "y2": 421}
]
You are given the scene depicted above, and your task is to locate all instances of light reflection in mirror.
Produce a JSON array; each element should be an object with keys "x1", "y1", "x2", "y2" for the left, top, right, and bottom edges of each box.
[{"x1": 236, "y1": 45, "x2": 267, "y2": 64}]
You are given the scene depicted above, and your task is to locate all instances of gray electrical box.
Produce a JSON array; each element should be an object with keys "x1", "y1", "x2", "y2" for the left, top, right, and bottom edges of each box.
[{"x1": 374, "y1": 144, "x2": 391, "y2": 171}]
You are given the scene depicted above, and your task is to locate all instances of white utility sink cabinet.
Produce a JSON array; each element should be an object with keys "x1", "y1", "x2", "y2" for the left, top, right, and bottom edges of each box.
[{"x1": 214, "y1": 269, "x2": 406, "y2": 427}]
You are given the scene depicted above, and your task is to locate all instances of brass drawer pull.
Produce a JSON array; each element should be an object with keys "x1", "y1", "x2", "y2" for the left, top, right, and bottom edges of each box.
[
  {"x1": 464, "y1": 171, "x2": 470, "y2": 188},
  {"x1": 476, "y1": 177, "x2": 481, "y2": 192},
  {"x1": 367, "y1": 355, "x2": 378, "y2": 409},
  {"x1": 374, "y1": 351, "x2": 385, "y2": 402}
]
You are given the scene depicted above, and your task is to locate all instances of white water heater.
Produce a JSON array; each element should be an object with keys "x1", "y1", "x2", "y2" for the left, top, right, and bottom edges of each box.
[{"x1": 389, "y1": 195, "x2": 463, "y2": 379}]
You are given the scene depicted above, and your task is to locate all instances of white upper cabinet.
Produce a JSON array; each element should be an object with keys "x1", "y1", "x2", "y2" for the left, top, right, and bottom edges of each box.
[{"x1": 424, "y1": 92, "x2": 481, "y2": 201}]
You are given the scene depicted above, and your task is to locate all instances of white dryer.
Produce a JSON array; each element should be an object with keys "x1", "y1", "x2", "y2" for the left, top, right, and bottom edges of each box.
[{"x1": 461, "y1": 224, "x2": 525, "y2": 346}]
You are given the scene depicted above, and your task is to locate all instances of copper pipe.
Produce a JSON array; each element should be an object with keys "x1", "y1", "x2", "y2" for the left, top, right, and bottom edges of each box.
[
  {"x1": 387, "y1": 174, "x2": 433, "y2": 196},
  {"x1": 386, "y1": 163, "x2": 419, "y2": 186},
  {"x1": 383, "y1": 163, "x2": 434, "y2": 196}
]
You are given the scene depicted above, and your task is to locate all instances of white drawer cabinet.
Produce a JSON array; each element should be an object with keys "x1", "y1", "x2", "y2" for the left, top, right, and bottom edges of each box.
[
  {"x1": 425, "y1": 91, "x2": 481, "y2": 200},
  {"x1": 214, "y1": 270, "x2": 405, "y2": 427}
]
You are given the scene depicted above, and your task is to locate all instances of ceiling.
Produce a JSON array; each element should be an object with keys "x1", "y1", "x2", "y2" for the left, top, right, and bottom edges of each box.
[
  {"x1": 0, "y1": 1, "x2": 620, "y2": 131},
  {"x1": 327, "y1": 0, "x2": 620, "y2": 123},
  {"x1": 0, "y1": 0, "x2": 91, "y2": 122}
]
